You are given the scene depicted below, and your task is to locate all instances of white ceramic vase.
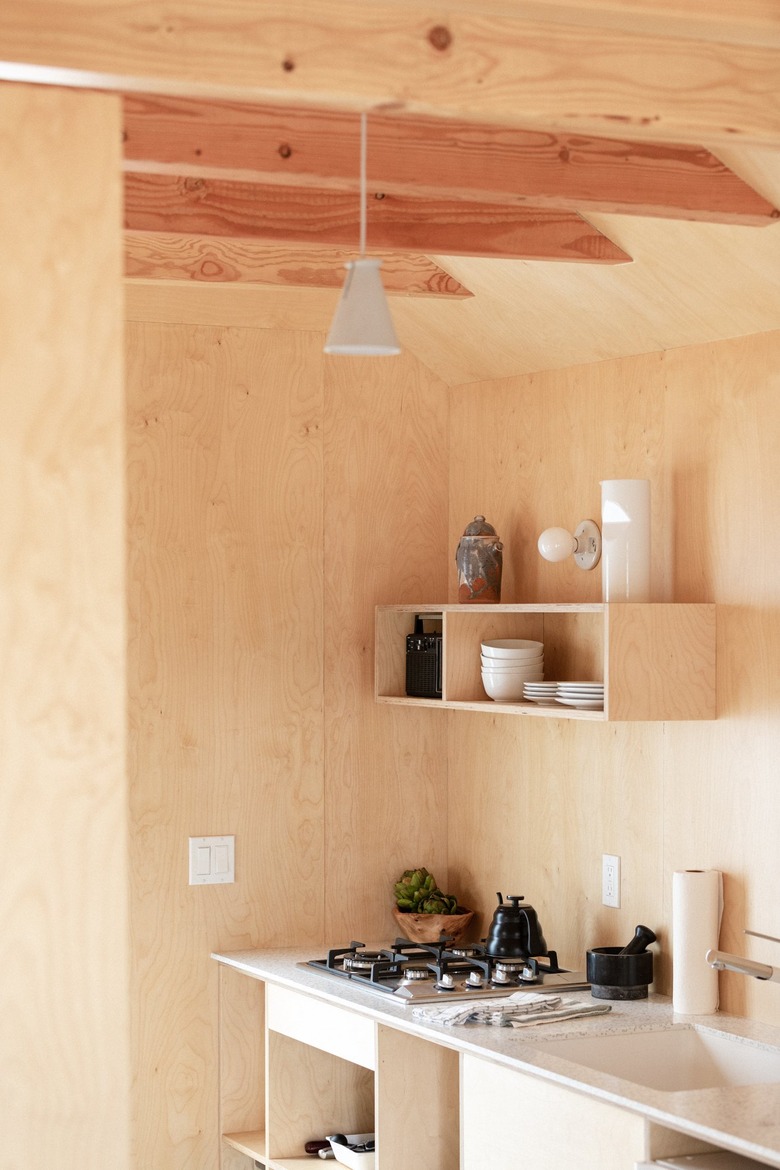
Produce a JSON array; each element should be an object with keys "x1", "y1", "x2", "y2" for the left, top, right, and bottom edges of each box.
[{"x1": 600, "y1": 479, "x2": 651, "y2": 601}]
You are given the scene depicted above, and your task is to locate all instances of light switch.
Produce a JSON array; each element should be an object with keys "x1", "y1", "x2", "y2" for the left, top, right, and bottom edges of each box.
[{"x1": 189, "y1": 836, "x2": 235, "y2": 885}]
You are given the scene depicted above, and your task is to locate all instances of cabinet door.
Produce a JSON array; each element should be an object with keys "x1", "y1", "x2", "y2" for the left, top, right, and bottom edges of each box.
[{"x1": 461, "y1": 1055, "x2": 646, "y2": 1170}]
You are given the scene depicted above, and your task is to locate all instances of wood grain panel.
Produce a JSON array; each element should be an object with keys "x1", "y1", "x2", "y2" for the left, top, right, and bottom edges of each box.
[
  {"x1": 0, "y1": 84, "x2": 130, "y2": 1170},
  {"x1": 126, "y1": 323, "x2": 325, "y2": 1169},
  {"x1": 322, "y1": 354, "x2": 450, "y2": 940},
  {"x1": 445, "y1": 353, "x2": 668, "y2": 967},
  {"x1": 266, "y1": 1032, "x2": 374, "y2": 1159},
  {"x1": 377, "y1": 1026, "x2": 459, "y2": 1170},
  {"x1": 605, "y1": 603, "x2": 716, "y2": 721},
  {"x1": 123, "y1": 95, "x2": 776, "y2": 224},
  {"x1": 124, "y1": 173, "x2": 630, "y2": 263},
  {"x1": 446, "y1": 331, "x2": 780, "y2": 1022},
  {"x1": 3, "y1": 3, "x2": 780, "y2": 147},
  {"x1": 660, "y1": 330, "x2": 780, "y2": 1023},
  {"x1": 125, "y1": 279, "x2": 336, "y2": 331},
  {"x1": 219, "y1": 965, "x2": 264, "y2": 1138},
  {"x1": 462, "y1": 1057, "x2": 647, "y2": 1170},
  {"x1": 125, "y1": 232, "x2": 471, "y2": 296}
]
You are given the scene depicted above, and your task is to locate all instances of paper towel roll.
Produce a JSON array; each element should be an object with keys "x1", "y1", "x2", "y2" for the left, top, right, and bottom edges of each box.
[{"x1": 672, "y1": 869, "x2": 723, "y2": 1014}]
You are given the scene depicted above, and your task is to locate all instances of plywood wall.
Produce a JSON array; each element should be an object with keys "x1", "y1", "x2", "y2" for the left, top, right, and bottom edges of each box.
[
  {"x1": 124, "y1": 314, "x2": 449, "y2": 1169},
  {"x1": 447, "y1": 331, "x2": 780, "y2": 1027},
  {"x1": 0, "y1": 85, "x2": 130, "y2": 1168}
]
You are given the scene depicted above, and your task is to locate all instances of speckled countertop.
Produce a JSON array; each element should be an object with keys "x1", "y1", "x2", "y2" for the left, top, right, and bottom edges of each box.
[{"x1": 213, "y1": 948, "x2": 780, "y2": 1168}]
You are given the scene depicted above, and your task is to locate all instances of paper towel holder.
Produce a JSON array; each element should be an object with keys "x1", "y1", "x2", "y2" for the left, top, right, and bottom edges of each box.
[{"x1": 537, "y1": 519, "x2": 601, "y2": 571}]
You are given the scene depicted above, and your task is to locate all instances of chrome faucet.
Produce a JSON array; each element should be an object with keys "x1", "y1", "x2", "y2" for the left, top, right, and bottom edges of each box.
[{"x1": 706, "y1": 930, "x2": 780, "y2": 983}]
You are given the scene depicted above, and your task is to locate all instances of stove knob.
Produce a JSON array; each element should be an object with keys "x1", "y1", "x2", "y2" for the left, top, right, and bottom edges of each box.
[
  {"x1": 439, "y1": 972, "x2": 455, "y2": 988},
  {"x1": 466, "y1": 970, "x2": 483, "y2": 987},
  {"x1": 492, "y1": 967, "x2": 511, "y2": 984}
]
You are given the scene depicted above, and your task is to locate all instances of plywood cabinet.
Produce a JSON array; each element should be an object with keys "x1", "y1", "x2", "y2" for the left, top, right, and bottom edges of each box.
[
  {"x1": 219, "y1": 975, "x2": 458, "y2": 1170},
  {"x1": 216, "y1": 962, "x2": 729, "y2": 1170},
  {"x1": 376, "y1": 603, "x2": 716, "y2": 720}
]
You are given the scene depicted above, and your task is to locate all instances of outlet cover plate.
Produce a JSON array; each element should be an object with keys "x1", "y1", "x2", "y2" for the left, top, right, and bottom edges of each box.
[{"x1": 602, "y1": 853, "x2": 621, "y2": 908}]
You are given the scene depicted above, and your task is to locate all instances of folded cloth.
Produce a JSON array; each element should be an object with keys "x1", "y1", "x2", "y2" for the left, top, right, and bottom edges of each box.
[{"x1": 411, "y1": 991, "x2": 611, "y2": 1028}]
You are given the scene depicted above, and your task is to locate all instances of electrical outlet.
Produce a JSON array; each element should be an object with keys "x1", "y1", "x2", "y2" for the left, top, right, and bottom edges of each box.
[{"x1": 602, "y1": 853, "x2": 621, "y2": 908}]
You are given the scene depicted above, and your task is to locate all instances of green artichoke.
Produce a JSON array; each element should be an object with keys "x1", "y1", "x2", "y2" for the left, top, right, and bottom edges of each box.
[{"x1": 393, "y1": 868, "x2": 461, "y2": 914}]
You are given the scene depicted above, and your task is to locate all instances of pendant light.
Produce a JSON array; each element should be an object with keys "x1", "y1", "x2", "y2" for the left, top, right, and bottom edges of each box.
[{"x1": 323, "y1": 113, "x2": 401, "y2": 356}]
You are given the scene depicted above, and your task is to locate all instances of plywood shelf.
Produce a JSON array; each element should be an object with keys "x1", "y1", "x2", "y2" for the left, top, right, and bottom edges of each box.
[
  {"x1": 376, "y1": 603, "x2": 717, "y2": 722},
  {"x1": 224, "y1": 1130, "x2": 266, "y2": 1159}
]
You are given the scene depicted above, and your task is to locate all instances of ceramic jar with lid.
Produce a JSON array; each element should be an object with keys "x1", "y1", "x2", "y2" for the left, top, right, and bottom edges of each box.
[{"x1": 455, "y1": 515, "x2": 503, "y2": 603}]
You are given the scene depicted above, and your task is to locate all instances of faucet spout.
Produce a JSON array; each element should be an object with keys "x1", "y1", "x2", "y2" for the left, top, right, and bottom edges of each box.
[{"x1": 706, "y1": 948, "x2": 780, "y2": 983}]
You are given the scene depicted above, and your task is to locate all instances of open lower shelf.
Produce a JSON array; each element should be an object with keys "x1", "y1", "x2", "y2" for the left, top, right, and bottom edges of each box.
[
  {"x1": 223, "y1": 1132, "x2": 316, "y2": 1170},
  {"x1": 224, "y1": 1130, "x2": 266, "y2": 1158},
  {"x1": 375, "y1": 602, "x2": 716, "y2": 721}
]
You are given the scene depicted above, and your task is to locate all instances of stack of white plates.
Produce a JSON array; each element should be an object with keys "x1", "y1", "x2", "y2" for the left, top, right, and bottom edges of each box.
[
  {"x1": 554, "y1": 681, "x2": 604, "y2": 710},
  {"x1": 480, "y1": 639, "x2": 544, "y2": 702},
  {"x1": 523, "y1": 681, "x2": 559, "y2": 706}
]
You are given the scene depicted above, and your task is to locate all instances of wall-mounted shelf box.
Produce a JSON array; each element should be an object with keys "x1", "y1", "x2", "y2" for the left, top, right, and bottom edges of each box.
[{"x1": 375, "y1": 603, "x2": 716, "y2": 721}]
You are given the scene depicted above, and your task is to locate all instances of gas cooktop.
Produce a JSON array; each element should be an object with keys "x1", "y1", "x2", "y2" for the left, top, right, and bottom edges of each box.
[{"x1": 303, "y1": 940, "x2": 589, "y2": 1003}]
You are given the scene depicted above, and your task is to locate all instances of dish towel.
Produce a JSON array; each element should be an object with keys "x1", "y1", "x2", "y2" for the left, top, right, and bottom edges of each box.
[{"x1": 411, "y1": 991, "x2": 611, "y2": 1028}]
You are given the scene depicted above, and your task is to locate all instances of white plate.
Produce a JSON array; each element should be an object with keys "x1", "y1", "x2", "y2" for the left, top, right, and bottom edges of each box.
[
  {"x1": 554, "y1": 697, "x2": 604, "y2": 709},
  {"x1": 557, "y1": 681, "x2": 603, "y2": 689},
  {"x1": 558, "y1": 683, "x2": 608, "y2": 692},
  {"x1": 557, "y1": 686, "x2": 604, "y2": 693}
]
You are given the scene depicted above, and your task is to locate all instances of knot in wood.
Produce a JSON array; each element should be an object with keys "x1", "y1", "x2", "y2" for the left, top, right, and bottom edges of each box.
[
  {"x1": 278, "y1": 143, "x2": 293, "y2": 159},
  {"x1": 428, "y1": 24, "x2": 452, "y2": 51}
]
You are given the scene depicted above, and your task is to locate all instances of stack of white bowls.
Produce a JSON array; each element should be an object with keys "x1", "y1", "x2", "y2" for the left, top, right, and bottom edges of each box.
[{"x1": 480, "y1": 639, "x2": 544, "y2": 701}]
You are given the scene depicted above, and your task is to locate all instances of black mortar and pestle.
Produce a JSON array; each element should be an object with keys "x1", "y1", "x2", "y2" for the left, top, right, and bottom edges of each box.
[{"x1": 587, "y1": 924, "x2": 657, "y2": 1000}]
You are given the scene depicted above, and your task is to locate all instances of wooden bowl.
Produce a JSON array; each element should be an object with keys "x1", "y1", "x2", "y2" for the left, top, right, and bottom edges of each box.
[{"x1": 392, "y1": 907, "x2": 474, "y2": 945}]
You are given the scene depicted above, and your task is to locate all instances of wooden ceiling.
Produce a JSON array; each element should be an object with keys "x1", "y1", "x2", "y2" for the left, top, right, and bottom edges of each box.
[
  {"x1": 26, "y1": 0, "x2": 755, "y2": 383},
  {"x1": 123, "y1": 95, "x2": 776, "y2": 287}
]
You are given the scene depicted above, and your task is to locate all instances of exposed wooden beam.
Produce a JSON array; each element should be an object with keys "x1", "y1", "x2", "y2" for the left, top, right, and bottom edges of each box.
[
  {"x1": 123, "y1": 97, "x2": 778, "y2": 226},
  {"x1": 124, "y1": 173, "x2": 632, "y2": 263},
  {"x1": 3, "y1": 3, "x2": 780, "y2": 147},
  {"x1": 124, "y1": 231, "x2": 473, "y2": 296}
]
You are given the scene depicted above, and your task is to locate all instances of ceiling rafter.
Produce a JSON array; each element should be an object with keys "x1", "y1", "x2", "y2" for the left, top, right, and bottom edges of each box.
[
  {"x1": 124, "y1": 172, "x2": 632, "y2": 263},
  {"x1": 124, "y1": 232, "x2": 473, "y2": 296},
  {"x1": 123, "y1": 96, "x2": 779, "y2": 226}
]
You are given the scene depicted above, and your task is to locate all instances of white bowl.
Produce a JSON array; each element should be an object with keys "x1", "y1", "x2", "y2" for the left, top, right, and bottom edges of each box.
[
  {"x1": 481, "y1": 639, "x2": 544, "y2": 659},
  {"x1": 481, "y1": 674, "x2": 528, "y2": 701},
  {"x1": 481, "y1": 654, "x2": 543, "y2": 670},
  {"x1": 481, "y1": 669, "x2": 544, "y2": 683}
]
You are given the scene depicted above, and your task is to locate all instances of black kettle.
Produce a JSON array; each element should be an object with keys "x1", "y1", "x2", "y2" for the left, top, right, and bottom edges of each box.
[{"x1": 485, "y1": 893, "x2": 548, "y2": 959}]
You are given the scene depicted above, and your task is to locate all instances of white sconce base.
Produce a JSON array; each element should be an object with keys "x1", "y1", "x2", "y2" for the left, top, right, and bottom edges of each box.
[{"x1": 537, "y1": 519, "x2": 601, "y2": 571}]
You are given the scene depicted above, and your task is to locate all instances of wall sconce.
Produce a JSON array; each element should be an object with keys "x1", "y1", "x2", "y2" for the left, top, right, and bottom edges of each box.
[{"x1": 537, "y1": 519, "x2": 601, "y2": 571}]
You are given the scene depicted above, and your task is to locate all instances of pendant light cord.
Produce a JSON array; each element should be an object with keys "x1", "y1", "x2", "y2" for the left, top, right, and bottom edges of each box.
[{"x1": 359, "y1": 111, "x2": 367, "y2": 257}]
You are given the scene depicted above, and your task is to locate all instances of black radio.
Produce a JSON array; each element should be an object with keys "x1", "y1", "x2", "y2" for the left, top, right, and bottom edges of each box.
[{"x1": 405, "y1": 614, "x2": 442, "y2": 699}]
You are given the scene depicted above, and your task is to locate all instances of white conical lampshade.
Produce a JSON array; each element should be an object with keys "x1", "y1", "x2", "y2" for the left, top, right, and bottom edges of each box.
[{"x1": 323, "y1": 258, "x2": 400, "y2": 356}]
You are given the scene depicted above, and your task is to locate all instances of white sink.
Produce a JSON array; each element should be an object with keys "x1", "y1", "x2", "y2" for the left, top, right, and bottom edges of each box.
[{"x1": 532, "y1": 1027, "x2": 780, "y2": 1092}]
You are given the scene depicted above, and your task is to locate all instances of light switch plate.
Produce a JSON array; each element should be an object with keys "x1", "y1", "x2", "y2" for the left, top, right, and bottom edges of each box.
[{"x1": 189, "y1": 836, "x2": 235, "y2": 885}]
